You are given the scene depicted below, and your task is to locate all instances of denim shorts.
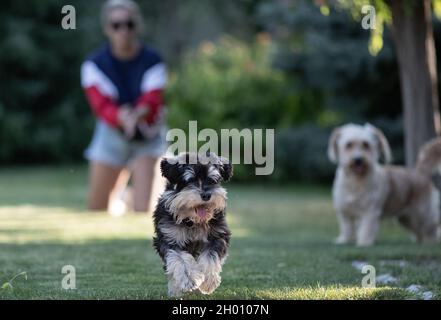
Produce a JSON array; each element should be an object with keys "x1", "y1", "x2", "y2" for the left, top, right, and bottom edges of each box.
[{"x1": 84, "y1": 120, "x2": 168, "y2": 167}]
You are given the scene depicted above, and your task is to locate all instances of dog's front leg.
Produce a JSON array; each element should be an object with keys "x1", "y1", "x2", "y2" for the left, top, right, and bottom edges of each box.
[
  {"x1": 335, "y1": 211, "x2": 355, "y2": 244},
  {"x1": 356, "y1": 210, "x2": 381, "y2": 246},
  {"x1": 164, "y1": 249, "x2": 205, "y2": 297},
  {"x1": 197, "y1": 238, "x2": 228, "y2": 294}
]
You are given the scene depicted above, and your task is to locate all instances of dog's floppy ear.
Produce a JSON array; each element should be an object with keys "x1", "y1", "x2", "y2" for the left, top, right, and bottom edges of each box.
[
  {"x1": 160, "y1": 157, "x2": 182, "y2": 184},
  {"x1": 219, "y1": 157, "x2": 233, "y2": 182},
  {"x1": 328, "y1": 127, "x2": 341, "y2": 163},
  {"x1": 365, "y1": 123, "x2": 392, "y2": 164}
]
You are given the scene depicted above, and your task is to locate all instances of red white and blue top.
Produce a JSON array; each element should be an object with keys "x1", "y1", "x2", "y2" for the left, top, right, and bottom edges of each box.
[{"x1": 81, "y1": 44, "x2": 167, "y2": 128}]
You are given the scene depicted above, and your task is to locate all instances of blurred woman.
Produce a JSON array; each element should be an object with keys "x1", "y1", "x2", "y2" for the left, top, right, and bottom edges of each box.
[{"x1": 81, "y1": 0, "x2": 167, "y2": 213}]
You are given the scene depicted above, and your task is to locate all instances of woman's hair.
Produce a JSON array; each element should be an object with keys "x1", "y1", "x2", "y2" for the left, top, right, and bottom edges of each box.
[{"x1": 100, "y1": 0, "x2": 145, "y2": 32}]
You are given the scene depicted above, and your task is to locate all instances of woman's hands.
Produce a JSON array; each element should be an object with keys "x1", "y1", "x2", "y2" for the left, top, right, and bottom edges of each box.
[{"x1": 117, "y1": 104, "x2": 149, "y2": 139}]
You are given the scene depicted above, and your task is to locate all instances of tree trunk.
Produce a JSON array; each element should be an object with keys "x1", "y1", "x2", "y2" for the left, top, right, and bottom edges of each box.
[{"x1": 389, "y1": 0, "x2": 439, "y2": 166}]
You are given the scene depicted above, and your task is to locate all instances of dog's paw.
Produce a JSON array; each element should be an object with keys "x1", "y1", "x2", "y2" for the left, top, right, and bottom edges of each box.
[
  {"x1": 181, "y1": 264, "x2": 205, "y2": 292},
  {"x1": 334, "y1": 235, "x2": 351, "y2": 245},
  {"x1": 198, "y1": 273, "x2": 221, "y2": 294},
  {"x1": 168, "y1": 276, "x2": 202, "y2": 297},
  {"x1": 182, "y1": 252, "x2": 205, "y2": 291},
  {"x1": 197, "y1": 251, "x2": 223, "y2": 294},
  {"x1": 166, "y1": 250, "x2": 205, "y2": 296},
  {"x1": 168, "y1": 275, "x2": 201, "y2": 297},
  {"x1": 168, "y1": 273, "x2": 204, "y2": 297}
]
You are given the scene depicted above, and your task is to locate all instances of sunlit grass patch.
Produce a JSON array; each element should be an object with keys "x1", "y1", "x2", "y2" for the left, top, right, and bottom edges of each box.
[{"x1": 250, "y1": 285, "x2": 411, "y2": 300}]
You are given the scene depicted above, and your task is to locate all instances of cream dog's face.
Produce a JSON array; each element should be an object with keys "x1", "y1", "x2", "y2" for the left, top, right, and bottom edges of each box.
[{"x1": 328, "y1": 124, "x2": 392, "y2": 176}]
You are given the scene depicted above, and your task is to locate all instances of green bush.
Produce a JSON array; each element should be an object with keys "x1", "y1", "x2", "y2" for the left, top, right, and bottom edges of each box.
[
  {"x1": 0, "y1": 0, "x2": 99, "y2": 165},
  {"x1": 275, "y1": 126, "x2": 334, "y2": 183},
  {"x1": 166, "y1": 35, "x2": 324, "y2": 131}
]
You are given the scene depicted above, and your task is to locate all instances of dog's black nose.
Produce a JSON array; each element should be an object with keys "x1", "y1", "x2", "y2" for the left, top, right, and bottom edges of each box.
[
  {"x1": 201, "y1": 192, "x2": 211, "y2": 201},
  {"x1": 353, "y1": 157, "x2": 364, "y2": 166}
]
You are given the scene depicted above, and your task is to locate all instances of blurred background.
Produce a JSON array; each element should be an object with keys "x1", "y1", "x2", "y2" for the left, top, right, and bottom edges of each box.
[
  {"x1": 3, "y1": 0, "x2": 441, "y2": 183},
  {"x1": 2, "y1": 0, "x2": 441, "y2": 300}
]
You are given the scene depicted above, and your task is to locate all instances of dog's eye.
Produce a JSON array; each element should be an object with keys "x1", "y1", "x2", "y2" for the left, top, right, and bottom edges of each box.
[
  {"x1": 206, "y1": 178, "x2": 217, "y2": 185},
  {"x1": 345, "y1": 142, "x2": 353, "y2": 149},
  {"x1": 362, "y1": 141, "x2": 370, "y2": 150}
]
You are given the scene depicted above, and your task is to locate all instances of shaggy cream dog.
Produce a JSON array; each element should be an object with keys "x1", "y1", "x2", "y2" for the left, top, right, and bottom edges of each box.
[{"x1": 328, "y1": 123, "x2": 441, "y2": 246}]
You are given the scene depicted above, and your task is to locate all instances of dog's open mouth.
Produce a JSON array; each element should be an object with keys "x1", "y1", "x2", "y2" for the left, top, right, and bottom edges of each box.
[
  {"x1": 351, "y1": 163, "x2": 369, "y2": 176},
  {"x1": 194, "y1": 205, "x2": 209, "y2": 219}
]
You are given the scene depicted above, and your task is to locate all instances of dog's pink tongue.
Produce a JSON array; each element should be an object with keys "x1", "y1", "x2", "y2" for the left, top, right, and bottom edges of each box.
[{"x1": 195, "y1": 206, "x2": 208, "y2": 218}]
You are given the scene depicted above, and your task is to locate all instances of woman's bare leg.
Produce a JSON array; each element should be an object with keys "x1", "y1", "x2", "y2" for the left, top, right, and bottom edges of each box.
[
  {"x1": 108, "y1": 168, "x2": 132, "y2": 214},
  {"x1": 88, "y1": 161, "x2": 124, "y2": 211},
  {"x1": 132, "y1": 155, "x2": 159, "y2": 213}
]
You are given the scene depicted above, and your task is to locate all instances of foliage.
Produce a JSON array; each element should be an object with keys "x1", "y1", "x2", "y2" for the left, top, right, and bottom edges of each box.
[
  {"x1": 166, "y1": 35, "x2": 323, "y2": 131},
  {"x1": 254, "y1": 0, "x2": 405, "y2": 181},
  {"x1": 334, "y1": 0, "x2": 392, "y2": 56},
  {"x1": 334, "y1": 0, "x2": 441, "y2": 55},
  {"x1": 0, "y1": 0, "x2": 99, "y2": 164},
  {"x1": 1, "y1": 271, "x2": 27, "y2": 290}
]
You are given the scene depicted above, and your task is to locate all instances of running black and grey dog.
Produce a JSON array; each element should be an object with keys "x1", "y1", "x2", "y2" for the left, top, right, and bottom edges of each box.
[{"x1": 153, "y1": 152, "x2": 233, "y2": 297}]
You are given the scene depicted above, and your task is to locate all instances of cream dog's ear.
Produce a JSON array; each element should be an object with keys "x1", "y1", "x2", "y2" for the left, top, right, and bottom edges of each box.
[
  {"x1": 328, "y1": 127, "x2": 341, "y2": 163},
  {"x1": 365, "y1": 123, "x2": 392, "y2": 164}
]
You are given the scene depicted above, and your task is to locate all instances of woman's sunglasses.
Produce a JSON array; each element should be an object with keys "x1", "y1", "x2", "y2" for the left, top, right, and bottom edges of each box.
[{"x1": 110, "y1": 20, "x2": 136, "y2": 31}]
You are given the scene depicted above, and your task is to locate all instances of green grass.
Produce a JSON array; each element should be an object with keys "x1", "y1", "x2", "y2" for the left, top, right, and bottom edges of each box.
[{"x1": 0, "y1": 166, "x2": 440, "y2": 299}]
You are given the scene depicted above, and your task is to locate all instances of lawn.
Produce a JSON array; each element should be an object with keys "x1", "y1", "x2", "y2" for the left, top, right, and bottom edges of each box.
[{"x1": 0, "y1": 166, "x2": 440, "y2": 299}]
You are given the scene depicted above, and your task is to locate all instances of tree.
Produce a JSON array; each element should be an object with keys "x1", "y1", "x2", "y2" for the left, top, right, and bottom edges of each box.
[
  {"x1": 334, "y1": 0, "x2": 441, "y2": 166},
  {"x1": 389, "y1": 0, "x2": 439, "y2": 166}
]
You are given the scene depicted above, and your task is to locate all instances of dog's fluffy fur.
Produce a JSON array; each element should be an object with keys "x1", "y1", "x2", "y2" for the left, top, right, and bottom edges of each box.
[
  {"x1": 328, "y1": 123, "x2": 441, "y2": 246},
  {"x1": 153, "y1": 152, "x2": 232, "y2": 297}
]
